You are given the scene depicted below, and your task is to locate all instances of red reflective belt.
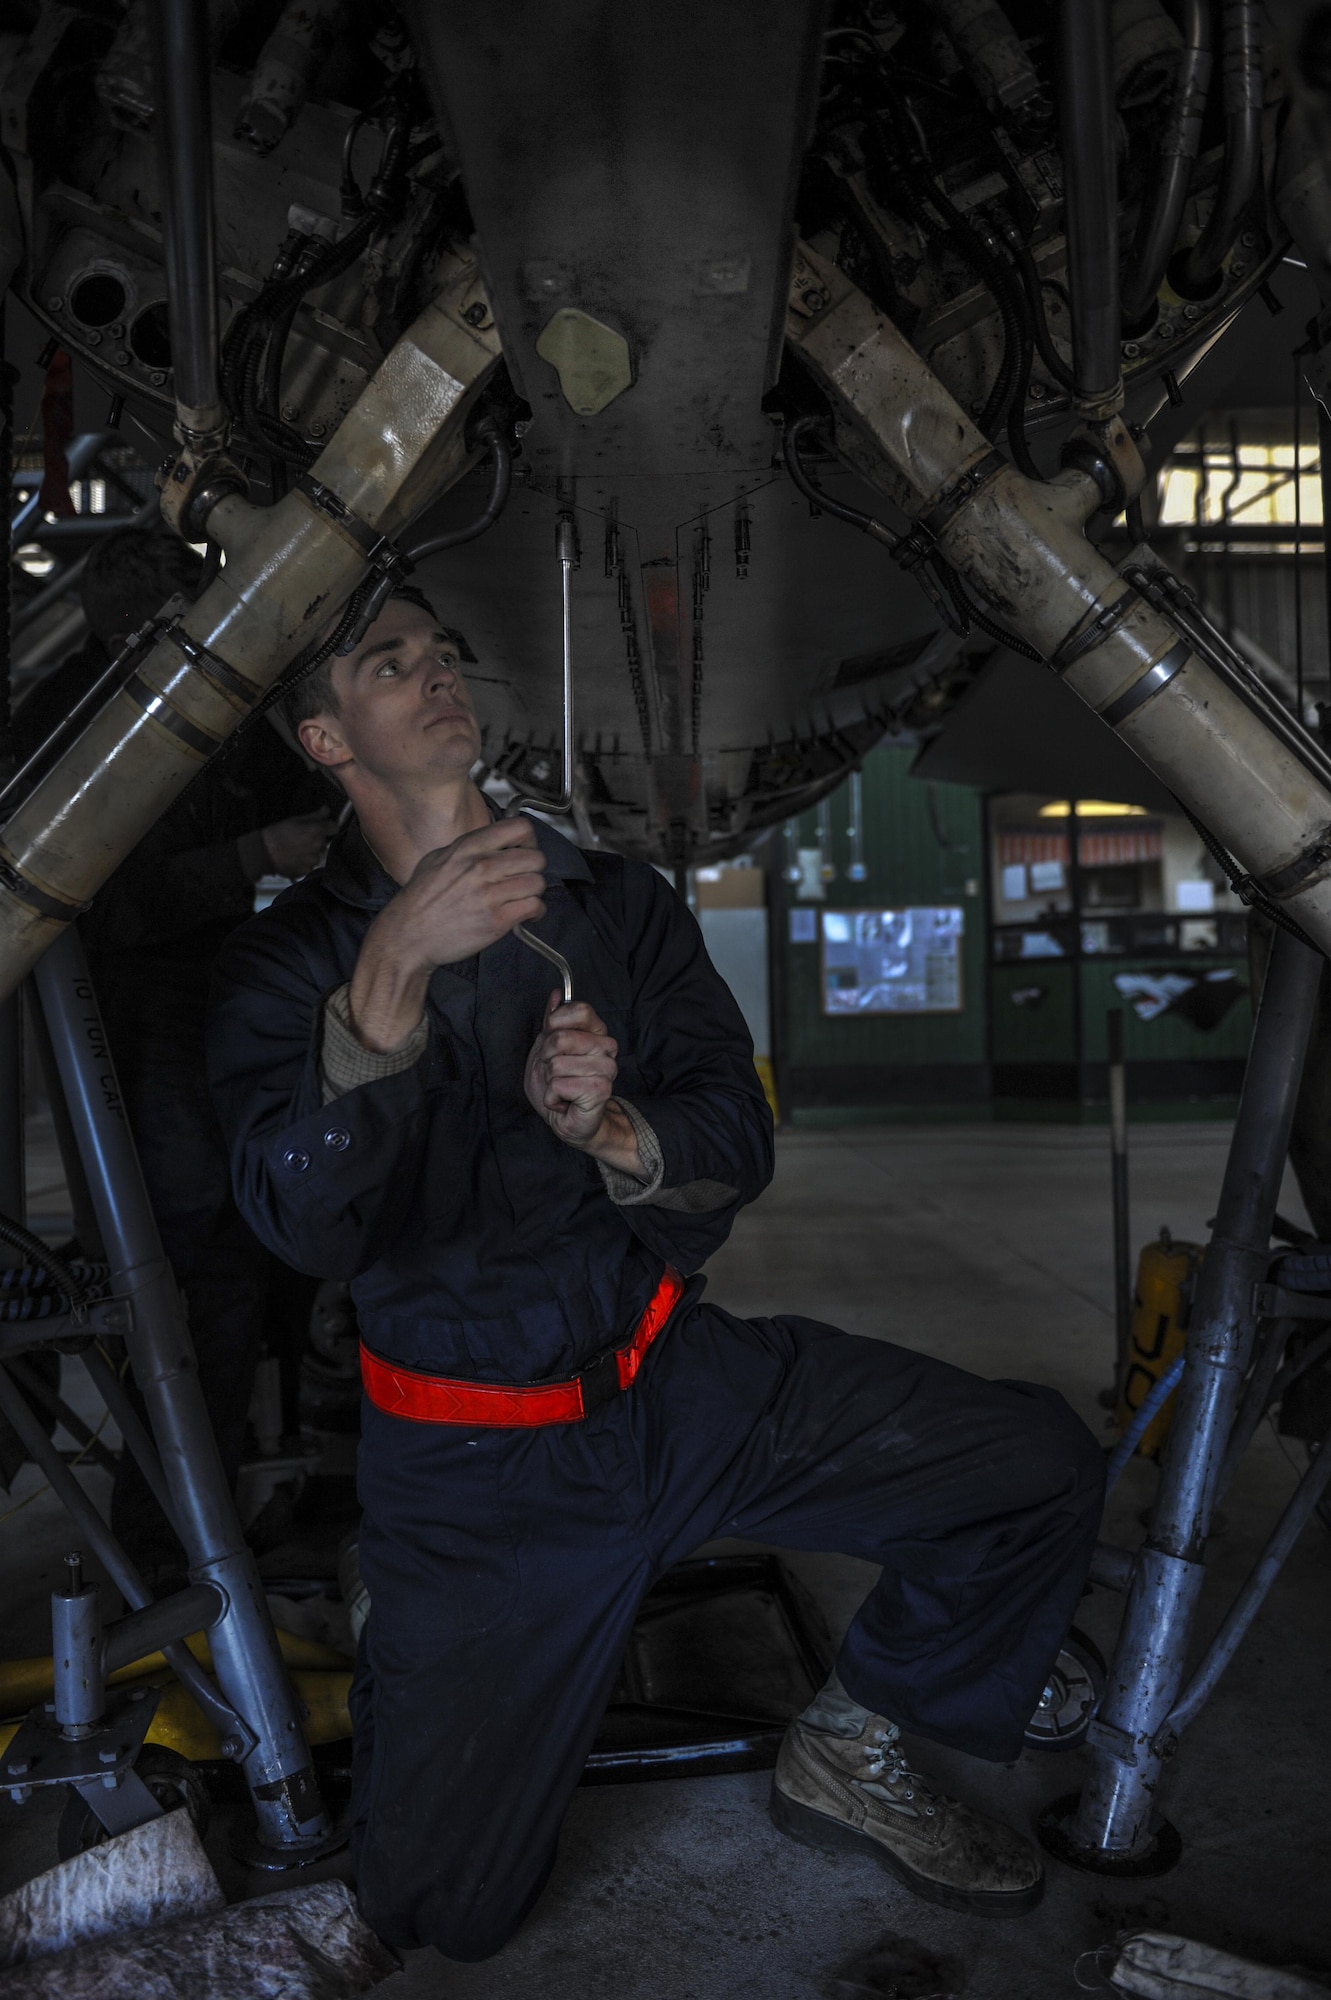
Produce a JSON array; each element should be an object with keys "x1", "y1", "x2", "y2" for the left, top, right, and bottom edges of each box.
[{"x1": 359, "y1": 1266, "x2": 685, "y2": 1427}]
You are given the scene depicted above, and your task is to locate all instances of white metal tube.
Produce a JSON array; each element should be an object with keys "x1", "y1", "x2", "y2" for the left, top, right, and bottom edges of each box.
[
  {"x1": 785, "y1": 241, "x2": 1331, "y2": 956},
  {"x1": 0, "y1": 253, "x2": 501, "y2": 1003},
  {"x1": 511, "y1": 513, "x2": 579, "y2": 1005}
]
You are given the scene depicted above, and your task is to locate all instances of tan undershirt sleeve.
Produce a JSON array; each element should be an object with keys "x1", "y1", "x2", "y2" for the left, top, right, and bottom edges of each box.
[
  {"x1": 595, "y1": 1098, "x2": 666, "y2": 1205},
  {"x1": 597, "y1": 1098, "x2": 738, "y2": 1213},
  {"x1": 320, "y1": 982, "x2": 428, "y2": 1104}
]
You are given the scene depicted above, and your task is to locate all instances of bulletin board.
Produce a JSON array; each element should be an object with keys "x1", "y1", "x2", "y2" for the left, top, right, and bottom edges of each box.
[{"x1": 820, "y1": 907, "x2": 965, "y2": 1016}]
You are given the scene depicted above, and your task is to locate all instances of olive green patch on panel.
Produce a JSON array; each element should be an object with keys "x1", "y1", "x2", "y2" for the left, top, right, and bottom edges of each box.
[{"x1": 535, "y1": 308, "x2": 634, "y2": 415}]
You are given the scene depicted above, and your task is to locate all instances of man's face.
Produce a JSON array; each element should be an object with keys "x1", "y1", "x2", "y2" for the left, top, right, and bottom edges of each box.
[{"x1": 297, "y1": 599, "x2": 482, "y2": 786}]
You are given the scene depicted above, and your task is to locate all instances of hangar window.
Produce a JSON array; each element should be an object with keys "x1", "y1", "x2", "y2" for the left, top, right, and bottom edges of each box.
[
  {"x1": 1150, "y1": 410, "x2": 1325, "y2": 715},
  {"x1": 1157, "y1": 418, "x2": 1322, "y2": 555},
  {"x1": 987, "y1": 796, "x2": 1245, "y2": 962}
]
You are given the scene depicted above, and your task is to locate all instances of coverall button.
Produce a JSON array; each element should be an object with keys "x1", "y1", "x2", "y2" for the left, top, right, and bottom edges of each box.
[
  {"x1": 323, "y1": 1127, "x2": 351, "y2": 1152},
  {"x1": 283, "y1": 1148, "x2": 311, "y2": 1172}
]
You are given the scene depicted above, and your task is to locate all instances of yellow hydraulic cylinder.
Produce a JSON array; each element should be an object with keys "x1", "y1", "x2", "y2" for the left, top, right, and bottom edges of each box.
[
  {"x1": 0, "y1": 1627, "x2": 353, "y2": 1761},
  {"x1": 1117, "y1": 1229, "x2": 1204, "y2": 1459}
]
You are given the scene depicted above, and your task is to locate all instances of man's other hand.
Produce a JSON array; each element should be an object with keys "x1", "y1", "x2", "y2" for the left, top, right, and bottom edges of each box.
[
  {"x1": 524, "y1": 994, "x2": 644, "y2": 1177},
  {"x1": 262, "y1": 809, "x2": 338, "y2": 878},
  {"x1": 349, "y1": 819, "x2": 546, "y2": 1052}
]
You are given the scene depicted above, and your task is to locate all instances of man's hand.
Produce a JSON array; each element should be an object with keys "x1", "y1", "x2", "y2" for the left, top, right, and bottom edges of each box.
[
  {"x1": 349, "y1": 818, "x2": 546, "y2": 1052},
  {"x1": 261, "y1": 809, "x2": 338, "y2": 878},
  {"x1": 524, "y1": 993, "x2": 645, "y2": 1175}
]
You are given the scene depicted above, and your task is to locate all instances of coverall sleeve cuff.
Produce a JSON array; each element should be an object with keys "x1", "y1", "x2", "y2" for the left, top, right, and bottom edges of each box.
[
  {"x1": 596, "y1": 1098, "x2": 666, "y2": 1204},
  {"x1": 320, "y1": 982, "x2": 429, "y2": 1104}
]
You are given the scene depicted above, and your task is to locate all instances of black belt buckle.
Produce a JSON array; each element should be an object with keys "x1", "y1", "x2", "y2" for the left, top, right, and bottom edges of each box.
[{"x1": 576, "y1": 1344, "x2": 622, "y2": 1417}]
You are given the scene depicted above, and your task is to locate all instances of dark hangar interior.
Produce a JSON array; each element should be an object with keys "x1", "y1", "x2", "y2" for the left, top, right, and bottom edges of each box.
[{"x1": 0, "y1": 2, "x2": 1327, "y2": 1996}]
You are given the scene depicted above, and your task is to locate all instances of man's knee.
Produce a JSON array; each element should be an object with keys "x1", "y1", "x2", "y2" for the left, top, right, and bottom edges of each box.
[{"x1": 1012, "y1": 1382, "x2": 1106, "y2": 1523}]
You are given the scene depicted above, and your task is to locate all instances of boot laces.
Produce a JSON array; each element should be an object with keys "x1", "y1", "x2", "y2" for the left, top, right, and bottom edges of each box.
[{"x1": 862, "y1": 1724, "x2": 937, "y2": 1816}]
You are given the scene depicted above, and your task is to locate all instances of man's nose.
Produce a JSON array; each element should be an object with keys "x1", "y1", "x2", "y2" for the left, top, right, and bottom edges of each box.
[{"x1": 426, "y1": 661, "x2": 461, "y2": 697}]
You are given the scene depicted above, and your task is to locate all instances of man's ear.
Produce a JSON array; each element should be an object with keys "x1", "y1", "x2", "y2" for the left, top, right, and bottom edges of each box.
[{"x1": 296, "y1": 713, "x2": 353, "y2": 771}]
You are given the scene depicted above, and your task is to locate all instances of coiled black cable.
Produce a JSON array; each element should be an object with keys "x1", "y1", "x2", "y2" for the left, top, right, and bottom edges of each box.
[
  {"x1": 0, "y1": 1215, "x2": 94, "y2": 1314},
  {"x1": 935, "y1": 559, "x2": 1048, "y2": 661},
  {"x1": 224, "y1": 578, "x2": 377, "y2": 741},
  {"x1": 0, "y1": 1259, "x2": 108, "y2": 1292},
  {"x1": 1003, "y1": 229, "x2": 1075, "y2": 392}
]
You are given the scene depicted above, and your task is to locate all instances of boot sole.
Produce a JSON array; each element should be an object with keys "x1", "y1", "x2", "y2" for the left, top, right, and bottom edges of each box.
[{"x1": 769, "y1": 1781, "x2": 1045, "y2": 1919}]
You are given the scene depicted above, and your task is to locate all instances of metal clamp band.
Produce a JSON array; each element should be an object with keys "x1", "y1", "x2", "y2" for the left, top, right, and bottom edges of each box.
[
  {"x1": 296, "y1": 475, "x2": 416, "y2": 655},
  {"x1": 296, "y1": 476, "x2": 384, "y2": 557},
  {"x1": 920, "y1": 449, "x2": 1008, "y2": 541},
  {"x1": 1098, "y1": 639, "x2": 1190, "y2": 729},
  {"x1": 1049, "y1": 587, "x2": 1139, "y2": 675},
  {"x1": 122, "y1": 672, "x2": 225, "y2": 760},
  {"x1": 0, "y1": 854, "x2": 89, "y2": 924},
  {"x1": 165, "y1": 624, "x2": 262, "y2": 708},
  {"x1": 1256, "y1": 824, "x2": 1331, "y2": 901}
]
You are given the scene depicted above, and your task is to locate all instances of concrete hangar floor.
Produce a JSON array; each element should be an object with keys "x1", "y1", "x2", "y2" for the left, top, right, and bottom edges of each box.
[{"x1": 0, "y1": 1119, "x2": 1326, "y2": 1999}]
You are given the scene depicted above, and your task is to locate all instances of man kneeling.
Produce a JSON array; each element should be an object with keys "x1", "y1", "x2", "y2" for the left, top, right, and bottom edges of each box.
[{"x1": 207, "y1": 589, "x2": 1105, "y2": 1958}]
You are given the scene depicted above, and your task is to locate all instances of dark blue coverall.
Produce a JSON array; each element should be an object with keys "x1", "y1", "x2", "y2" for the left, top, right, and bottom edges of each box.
[{"x1": 207, "y1": 814, "x2": 1104, "y2": 1960}]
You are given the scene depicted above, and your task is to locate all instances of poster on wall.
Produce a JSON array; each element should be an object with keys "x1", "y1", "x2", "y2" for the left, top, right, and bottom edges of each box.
[{"x1": 821, "y1": 907, "x2": 965, "y2": 1015}]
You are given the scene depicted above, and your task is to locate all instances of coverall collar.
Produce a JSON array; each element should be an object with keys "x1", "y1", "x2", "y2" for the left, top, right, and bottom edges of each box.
[{"x1": 320, "y1": 796, "x2": 593, "y2": 913}]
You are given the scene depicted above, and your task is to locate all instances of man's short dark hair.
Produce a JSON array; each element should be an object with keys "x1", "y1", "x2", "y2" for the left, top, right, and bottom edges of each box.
[{"x1": 279, "y1": 585, "x2": 476, "y2": 733}]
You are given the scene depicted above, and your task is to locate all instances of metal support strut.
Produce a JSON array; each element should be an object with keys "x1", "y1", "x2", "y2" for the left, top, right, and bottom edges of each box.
[
  {"x1": 509, "y1": 512, "x2": 578, "y2": 1004},
  {"x1": 1040, "y1": 926, "x2": 1323, "y2": 1873},
  {"x1": 28, "y1": 929, "x2": 335, "y2": 1858}
]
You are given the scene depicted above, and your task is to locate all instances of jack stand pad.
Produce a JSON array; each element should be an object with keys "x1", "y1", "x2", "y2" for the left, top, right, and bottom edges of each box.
[
  {"x1": 1037, "y1": 1791, "x2": 1183, "y2": 1877},
  {"x1": 230, "y1": 1812, "x2": 350, "y2": 1873}
]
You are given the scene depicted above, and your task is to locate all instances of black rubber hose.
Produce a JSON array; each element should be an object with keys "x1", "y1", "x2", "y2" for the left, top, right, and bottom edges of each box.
[
  {"x1": 781, "y1": 416, "x2": 902, "y2": 550},
  {"x1": 896, "y1": 159, "x2": 1028, "y2": 437},
  {"x1": 1122, "y1": 0, "x2": 1213, "y2": 325},
  {"x1": 147, "y1": 0, "x2": 223, "y2": 431},
  {"x1": 983, "y1": 272, "x2": 1026, "y2": 438},
  {"x1": 221, "y1": 207, "x2": 380, "y2": 460},
  {"x1": 1004, "y1": 297, "x2": 1042, "y2": 480},
  {"x1": 1173, "y1": 0, "x2": 1263, "y2": 297},
  {"x1": 0, "y1": 1214, "x2": 93, "y2": 1311},
  {"x1": 1004, "y1": 231, "x2": 1076, "y2": 390},
  {"x1": 259, "y1": 288, "x2": 304, "y2": 496},
  {"x1": 936, "y1": 560, "x2": 1049, "y2": 662},
  {"x1": 1059, "y1": 0, "x2": 1122, "y2": 411},
  {"x1": 0, "y1": 1257, "x2": 108, "y2": 1291},
  {"x1": 405, "y1": 421, "x2": 515, "y2": 560},
  {"x1": 861, "y1": 98, "x2": 1025, "y2": 437},
  {"x1": 230, "y1": 577, "x2": 377, "y2": 738}
]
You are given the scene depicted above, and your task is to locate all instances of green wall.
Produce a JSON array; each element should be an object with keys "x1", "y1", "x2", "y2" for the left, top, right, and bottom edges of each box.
[
  {"x1": 775, "y1": 749, "x2": 1253, "y2": 1119},
  {"x1": 778, "y1": 749, "x2": 989, "y2": 1107}
]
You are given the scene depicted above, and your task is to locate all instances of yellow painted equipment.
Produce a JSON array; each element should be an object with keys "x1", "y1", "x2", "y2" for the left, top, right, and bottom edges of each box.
[
  {"x1": 0, "y1": 1628, "x2": 352, "y2": 1763},
  {"x1": 1117, "y1": 1229, "x2": 1204, "y2": 1460}
]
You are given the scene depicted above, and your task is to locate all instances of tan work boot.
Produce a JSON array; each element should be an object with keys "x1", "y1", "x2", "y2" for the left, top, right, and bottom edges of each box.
[{"x1": 771, "y1": 1691, "x2": 1044, "y2": 1917}]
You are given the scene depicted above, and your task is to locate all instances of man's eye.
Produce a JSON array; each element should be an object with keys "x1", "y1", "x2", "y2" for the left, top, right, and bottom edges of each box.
[{"x1": 373, "y1": 660, "x2": 401, "y2": 678}]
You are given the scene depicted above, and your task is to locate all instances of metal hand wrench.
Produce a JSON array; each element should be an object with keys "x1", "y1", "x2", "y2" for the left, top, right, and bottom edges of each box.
[{"x1": 507, "y1": 514, "x2": 578, "y2": 1004}]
